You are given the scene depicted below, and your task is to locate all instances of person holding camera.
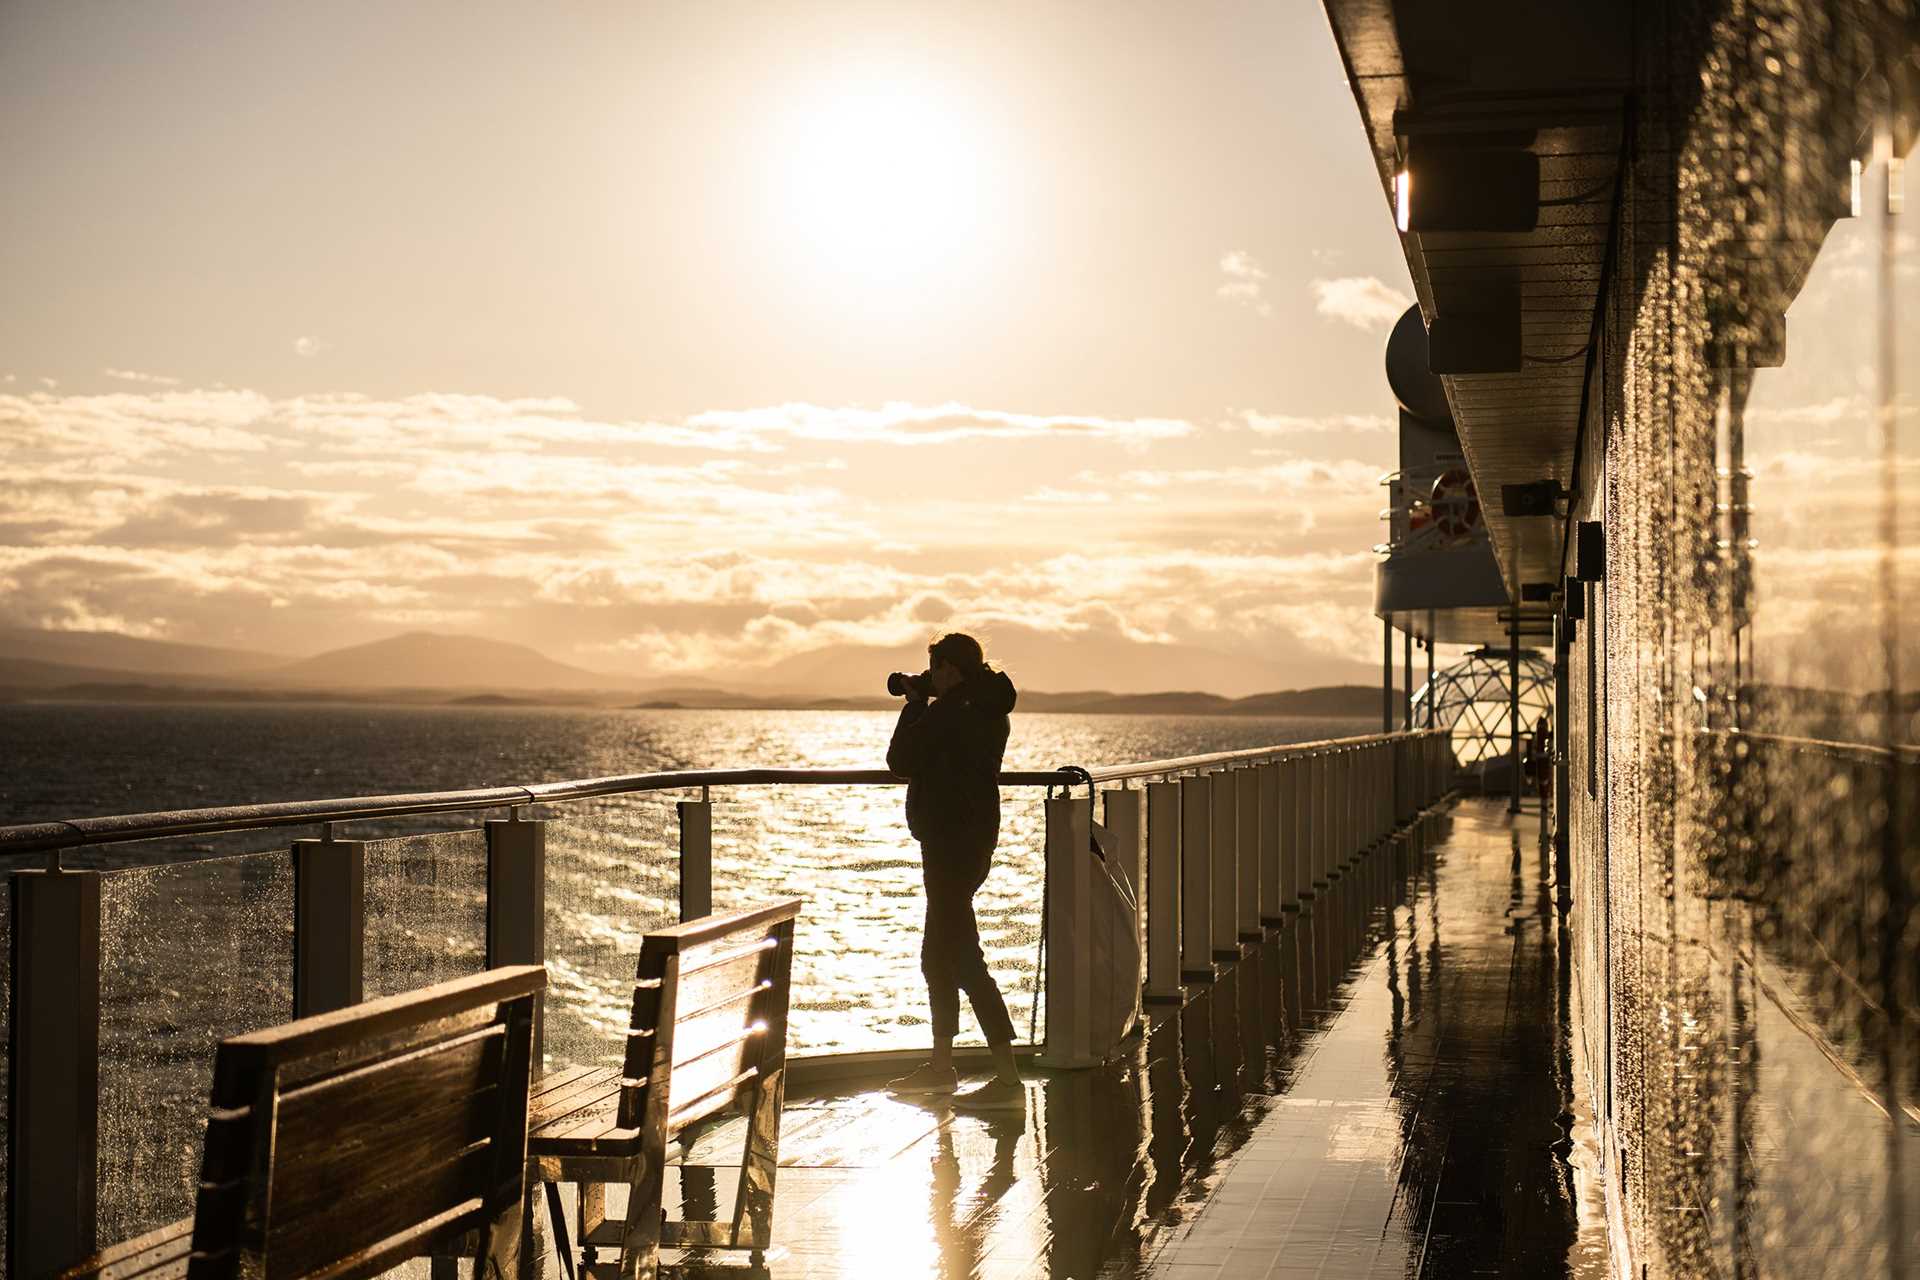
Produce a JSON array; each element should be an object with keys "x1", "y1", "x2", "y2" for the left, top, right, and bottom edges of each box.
[{"x1": 884, "y1": 632, "x2": 1024, "y2": 1111}]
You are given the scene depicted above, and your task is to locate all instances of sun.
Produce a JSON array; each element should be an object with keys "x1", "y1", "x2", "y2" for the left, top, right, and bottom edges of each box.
[{"x1": 766, "y1": 73, "x2": 1005, "y2": 297}]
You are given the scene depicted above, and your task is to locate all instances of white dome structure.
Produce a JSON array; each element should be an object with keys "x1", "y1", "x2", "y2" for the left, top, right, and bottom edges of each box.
[{"x1": 1413, "y1": 647, "x2": 1555, "y2": 768}]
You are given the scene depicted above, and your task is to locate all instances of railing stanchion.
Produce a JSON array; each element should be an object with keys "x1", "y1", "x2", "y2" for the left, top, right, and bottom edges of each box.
[
  {"x1": 294, "y1": 834, "x2": 365, "y2": 1016},
  {"x1": 1236, "y1": 767, "x2": 1261, "y2": 939},
  {"x1": 1281, "y1": 756, "x2": 1306, "y2": 906},
  {"x1": 9, "y1": 866, "x2": 101, "y2": 1279},
  {"x1": 1144, "y1": 781, "x2": 1183, "y2": 1002},
  {"x1": 1258, "y1": 762, "x2": 1283, "y2": 926},
  {"x1": 1210, "y1": 771, "x2": 1240, "y2": 959},
  {"x1": 1039, "y1": 793, "x2": 1093, "y2": 1067},
  {"x1": 487, "y1": 813, "x2": 547, "y2": 1068},
  {"x1": 1179, "y1": 774, "x2": 1214, "y2": 981},
  {"x1": 1102, "y1": 786, "x2": 1146, "y2": 936},
  {"x1": 678, "y1": 796, "x2": 713, "y2": 922}
]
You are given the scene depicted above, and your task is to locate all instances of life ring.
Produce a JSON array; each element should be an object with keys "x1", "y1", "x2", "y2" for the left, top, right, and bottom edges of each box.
[{"x1": 1429, "y1": 468, "x2": 1481, "y2": 542}]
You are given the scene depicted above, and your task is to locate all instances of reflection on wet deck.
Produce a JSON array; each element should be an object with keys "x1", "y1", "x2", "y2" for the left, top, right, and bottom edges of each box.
[{"x1": 586, "y1": 797, "x2": 1604, "y2": 1280}]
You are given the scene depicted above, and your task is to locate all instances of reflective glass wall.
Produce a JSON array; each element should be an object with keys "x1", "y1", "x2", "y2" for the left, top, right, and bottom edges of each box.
[{"x1": 1566, "y1": 4, "x2": 1919, "y2": 1274}]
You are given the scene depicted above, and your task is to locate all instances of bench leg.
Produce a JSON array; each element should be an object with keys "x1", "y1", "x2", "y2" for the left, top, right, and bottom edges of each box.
[
  {"x1": 733, "y1": 1067, "x2": 785, "y2": 1253},
  {"x1": 617, "y1": 1150, "x2": 666, "y2": 1280}
]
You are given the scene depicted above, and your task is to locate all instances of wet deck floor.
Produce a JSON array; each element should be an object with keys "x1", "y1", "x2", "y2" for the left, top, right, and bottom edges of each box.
[{"x1": 588, "y1": 797, "x2": 1608, "y2": 1280}]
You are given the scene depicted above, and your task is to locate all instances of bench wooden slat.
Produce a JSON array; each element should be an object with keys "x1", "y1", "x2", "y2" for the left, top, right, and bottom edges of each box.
[
  {"x1": 529, "y1": 1063, "x2": 603, "y2": 1102},
  {"x1": 527, "y1": 1065, "x2": 627, "y2": 1131},
  {"x1": 268, "y1": 1033, "x2": 505, "y2": 1244}
]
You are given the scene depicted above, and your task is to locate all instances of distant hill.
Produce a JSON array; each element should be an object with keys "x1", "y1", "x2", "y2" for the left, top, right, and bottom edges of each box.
[
  {"x1": 265, "y1": 632, "x2": 628, "y2": 692},
  {"x1": 0, "y1": 627, "x2": 283, "y2": 677},
  {"x1": 741, "y1": 623, "x2": 1376, "y2": 699}
]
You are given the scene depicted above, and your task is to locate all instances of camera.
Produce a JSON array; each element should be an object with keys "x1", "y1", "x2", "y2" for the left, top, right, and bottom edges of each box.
[{"x1": 887, "y1": 670, "x2": 933, "y2": 699}]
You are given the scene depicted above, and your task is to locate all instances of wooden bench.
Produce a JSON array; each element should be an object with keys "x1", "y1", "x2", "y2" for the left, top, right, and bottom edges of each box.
[
  {"x1": 529, "y1": 899, "x2": 801, "y2": 1280},
  {"x1": 59, "y1": 965, "x2": 546, "y2": 1280}
]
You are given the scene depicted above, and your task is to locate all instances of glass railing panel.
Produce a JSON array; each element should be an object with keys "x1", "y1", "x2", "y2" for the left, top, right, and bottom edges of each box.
[
  {"x1": 361, "y1": 829, "x2": 489, "y2": 999},
  {"x1": 708, "y1": 784, "x2": 1046, "y2": 1055},
  {"x1": 96, "y1": 848, "x2": 295, "y2": 1242},
  {"x1": 537, "y1": 794, "x2": 681, "y2": 1072}
]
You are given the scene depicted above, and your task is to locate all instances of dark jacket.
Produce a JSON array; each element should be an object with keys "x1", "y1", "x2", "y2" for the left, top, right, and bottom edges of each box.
[{"x1": 886, "y1": 667, "x2": 1017, "y2": 847}]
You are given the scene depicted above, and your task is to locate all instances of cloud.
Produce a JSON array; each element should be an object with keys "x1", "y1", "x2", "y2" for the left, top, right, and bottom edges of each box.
[
  {"x1": 292, "y1": 336, "x2": 324, "y2": 358},
  {"x1": 686, "y1": 402, "x2": 1192, "y2": 447},
  {"x1": 1216, "y1": 250, "x2": 1272, "y2": 317},
  {"x1": 0, "y1": 381, "x2": 1394, "y2": 681},
  {"x1": 102, "y1": 368, "x2": 181, "y2": 386},
  {"x1": 1310, "y1": 276, "x2": 1412, "y2": 331},
  {"x1": 1233, "y1": 409, "x2": 1392, "y2": 436}
]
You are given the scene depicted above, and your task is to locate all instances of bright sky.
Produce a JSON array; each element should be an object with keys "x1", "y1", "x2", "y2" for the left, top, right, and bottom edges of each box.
[{"x1": 0, "y1": 1, "x2": 1422, "y2": 689}]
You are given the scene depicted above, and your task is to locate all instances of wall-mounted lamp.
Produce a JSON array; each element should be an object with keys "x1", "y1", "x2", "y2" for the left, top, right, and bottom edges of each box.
[
  {"x1": 1395, "y1": 144, "x2": 1540, "y2": 233},
  {"x1": 1499, "y1": 479, "x2": 1568, "y2": 517}
]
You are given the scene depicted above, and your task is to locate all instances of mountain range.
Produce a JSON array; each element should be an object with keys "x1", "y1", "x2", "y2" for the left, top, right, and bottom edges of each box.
[{"x1": 0, "y1": 627, "x2": 1385, "y2": 716}]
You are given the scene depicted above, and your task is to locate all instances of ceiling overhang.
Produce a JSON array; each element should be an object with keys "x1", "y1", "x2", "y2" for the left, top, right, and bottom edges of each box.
[{"x1": 1325, "y1": 0, "x2": 1631, "y2": 645}]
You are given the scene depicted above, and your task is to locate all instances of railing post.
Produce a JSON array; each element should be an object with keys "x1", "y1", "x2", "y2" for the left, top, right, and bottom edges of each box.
[
  {"x1": 678, "y1": 795, "x2": 713, "y2": 921},
  {"x1": 293, "y1": 835, "x2": 365, "y2": 1016},
  {"x1": 1236, "y1": 766, "x2": 1261, "y2": 939},
  {"x1": 1313, "y1": 752, "x2": 1328, "y2": 890},
  {"x1": 1041, "y1": 793, "x2": 1093, "y2": 1066},
  {"x1": 10, "y1": 866, "x2": 101, "y2": 1280},
  {"x1": 1144, "y1": 781, "x2": 1183, "y2": 1002},
  {"x1": 1328, "y1": 750, "x2": 1347, "y2": 877},
  {"x1": 1101, "y1": 787, "x2": 1146, "y2": 927},
  {"x1": 1281, "y1": 756, "x2": 1306, "y2": 906},
  {"x1": 1179, "y1": 774, "x2": 1214, "y2": 981},
  {"x1": 487, "y1": 812, "x2": 547, "y2": 1068},
  {"x1": 1258, "y1": 762, "x2": 1283, "y2": 926},
  {"x1": 1209, "y1": 771, "x2": 1239, "y2": 959}
]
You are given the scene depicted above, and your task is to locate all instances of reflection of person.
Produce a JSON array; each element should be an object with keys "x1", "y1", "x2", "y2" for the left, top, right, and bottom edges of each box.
[{"x1": 885, "y1": 632, "x2": 1023, "y2": 1111}]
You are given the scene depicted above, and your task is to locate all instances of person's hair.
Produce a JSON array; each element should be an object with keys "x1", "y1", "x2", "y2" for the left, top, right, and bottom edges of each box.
[{"x1": 928, "y1": 631, "x2": 987, "y2": 675}]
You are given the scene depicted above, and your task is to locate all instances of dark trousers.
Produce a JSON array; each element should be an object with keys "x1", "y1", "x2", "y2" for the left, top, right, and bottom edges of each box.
[{"x1": 920, "y1": 838, "x2": 1016, "y2": 1045}]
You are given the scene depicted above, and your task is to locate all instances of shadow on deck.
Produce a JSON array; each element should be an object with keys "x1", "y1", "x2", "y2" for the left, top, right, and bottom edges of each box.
[{"x1": 575, "y1": 798, "x2": 1605, "y2": 1280}]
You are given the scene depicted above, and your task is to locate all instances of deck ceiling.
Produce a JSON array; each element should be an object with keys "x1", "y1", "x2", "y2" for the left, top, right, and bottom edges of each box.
[{"x1": 1323, "y1": 0, "x2": 1631, "y2": 648}]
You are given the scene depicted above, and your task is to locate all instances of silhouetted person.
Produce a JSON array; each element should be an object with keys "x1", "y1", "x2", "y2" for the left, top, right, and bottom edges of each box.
[{"x1": 885, "y1": 632, "x2": 1023, "y2": 1110}]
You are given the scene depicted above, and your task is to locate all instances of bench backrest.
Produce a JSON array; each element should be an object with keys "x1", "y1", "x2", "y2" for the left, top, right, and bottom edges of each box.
[
  {"x1": 186, "y1": 965, "x2": 546, "y2": 1280},
  {"x1": 617, "y1": 899, "x2": 802, "y2": 1136}
]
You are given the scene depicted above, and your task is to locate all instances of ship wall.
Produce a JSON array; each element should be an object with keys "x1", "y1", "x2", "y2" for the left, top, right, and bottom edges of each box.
[{"x1": 1565, "y1": 2, "x2": 1919, "y2": 1274}]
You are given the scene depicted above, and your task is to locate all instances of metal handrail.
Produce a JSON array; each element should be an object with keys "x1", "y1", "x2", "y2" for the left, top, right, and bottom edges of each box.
[
  {"x1": 0, "y1": 730, "x2": 1447, "y2": 860},
  {"x1": 1695, "y1": 726, "x2": 1920, "y2": 766}
]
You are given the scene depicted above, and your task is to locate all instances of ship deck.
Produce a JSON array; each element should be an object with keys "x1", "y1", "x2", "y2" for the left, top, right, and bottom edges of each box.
[{"x1": 578, "y1": 797, "x2": 1606, "y2": 1280}]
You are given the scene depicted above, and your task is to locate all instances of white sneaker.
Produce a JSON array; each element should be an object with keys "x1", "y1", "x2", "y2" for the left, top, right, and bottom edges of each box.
[{"x1": 887, "y1": 1062, "x2": 960, "y2": 1095}]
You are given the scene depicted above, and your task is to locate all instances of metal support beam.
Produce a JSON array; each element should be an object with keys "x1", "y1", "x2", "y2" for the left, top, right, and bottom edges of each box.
[
  {"x1": 1404, "y1": 630, "x2": 1414, "y2": 729},
  {"x1": 9, "y1": 868, "x2": 101, "y2": 1279},
  {"x1": 1510, "y1": 601, "x2": 1524, "y2": 815},
  {"x1": 1382, "y1": 617, "x2": 1394, "y2": 733},
  {"x1": 1427, "y1": 618, "x2": 1437, "y2": 726}
]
